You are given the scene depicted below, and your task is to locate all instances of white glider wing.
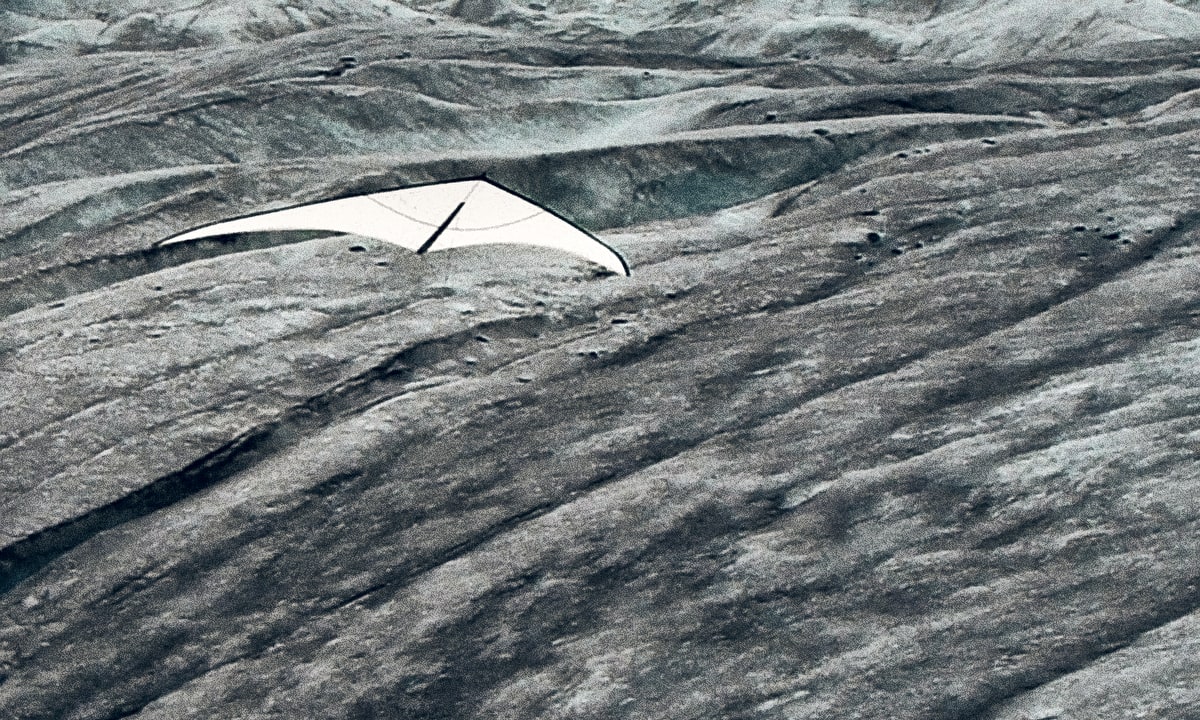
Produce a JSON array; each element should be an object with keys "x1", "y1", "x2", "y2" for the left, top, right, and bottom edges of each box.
[{"x1": 157, "y1": 176, "x2": 630, "y2": 275}]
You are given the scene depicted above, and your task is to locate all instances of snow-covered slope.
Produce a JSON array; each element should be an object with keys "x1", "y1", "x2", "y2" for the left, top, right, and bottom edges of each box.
[
  {"x1": 4, "y1": 0, "x2": 1200, "y2": 64},
  {"x1": 1, "y1": 0, "x2": 425, "y2": 61},
  {"x1": 3, "y1": 3, "x2": 1200, "y2": 720},
  {"x1": 909, "y1": 0, "x2": 1200, "y2": 62}
]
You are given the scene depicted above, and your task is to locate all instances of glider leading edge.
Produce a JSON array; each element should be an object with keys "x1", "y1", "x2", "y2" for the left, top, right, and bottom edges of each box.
[{"x1": 156, "y1": 176, "x2": 630, "y2": 276}]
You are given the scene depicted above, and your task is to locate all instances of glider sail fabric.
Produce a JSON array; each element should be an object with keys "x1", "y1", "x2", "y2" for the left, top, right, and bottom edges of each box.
[{"x1": 157, "y1": 176, "x2": 630, "y2": 275}]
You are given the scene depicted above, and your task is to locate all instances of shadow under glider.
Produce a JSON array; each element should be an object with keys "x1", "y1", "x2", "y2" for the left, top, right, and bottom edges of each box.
[{"x1": 156, "y1": 175, "x2": 630, "y2": 276}]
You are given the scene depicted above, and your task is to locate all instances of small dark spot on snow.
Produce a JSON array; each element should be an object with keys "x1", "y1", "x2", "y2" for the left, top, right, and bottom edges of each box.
[
  {"x1": 891, "y1": 248, "x2": 904, "y2": 255},
  {"x1": 348, "y1": 245, "x2": 367, "y2": 252},
  {"x1": 664, "y1": 291, "x2": 677, "y2": 299},
  {"x1": 866, "y1": 232, "x2": 882, "y2": 243},
  {"x1": 1073, "y1": 225, "x2": 1087, "y2": 232},
  {"x1": 611, "y1": 317, "x2": 630, "y2": 324},
  {"x1": 981, "y1": 138, "x2": 996, "y2": 145},
  {"x1": 896, "y1": 152, "x2": 909, "y2": 158},
  {"x1": 854, "y1": 254, "x2": 864, "y2": 260},
  {"x1": 475, "y1": 335, "x2": 490, "y2": 343},
  {"x1": 643, "y1": 70, "x2": 652, "y2": 77},
  {"x1": 1144, "y1": 254, "x2": 1155, "y2": 260},
  {"x1": 1121, "y1": 238, "x2": 1132, "y2": 245},
  {"x1": 812, "y1": 127, "x2": 830, "y2": 136},
  {"x1": 588, "y1": 350, "x2": 601, "y2": 358},
  {"x1": 516, "y1": 376, "x2": 533, "y2": 383},
  {"x1": 528, "y1": 1, "x2": 546, "y2": 8},
  {"x1": 375, "y1": 261, "x2": 389, "y2": 266},
  {"x1": 88, "y1": 337, "x2": 100, "y2": 343},
  {"x1": 860, "y1": 209, "x2": 880, "y2": 216},
  {"x1": 1106, "y1": 216, "x2": 1115, "y2": 222},
  {"x1": 912, "y1": 242, "x2": 923, "y2": 249},
  {"x1": 153, "y1": 285, "x2": 163, "y2": 291},
  {"x1": 764, "y1": 112, "x2": 778, "y2": 122},
  {"x1": 1103, "y1": 232, "x2": 1121, "y2": 240},
  {"x1": 48, "y1": 302, "x2": 65, "y2": 309},
  {"x1": 1078, "y1": 252, "x2": 1090, "y2": 258}
]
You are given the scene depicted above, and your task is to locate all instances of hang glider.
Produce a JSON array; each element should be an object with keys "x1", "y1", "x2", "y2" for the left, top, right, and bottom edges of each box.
[{"x1": 156, "y1": 175, "x2": 630, "y2": 276}]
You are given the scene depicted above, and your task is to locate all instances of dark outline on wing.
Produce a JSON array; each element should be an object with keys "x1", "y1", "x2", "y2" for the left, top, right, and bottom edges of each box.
[
  {"x1": 153, "y1": 173, "x2": 631, "y2": 276},
  {"x1": 476, "y1": 176, "x2": 630, "y2": 276}
]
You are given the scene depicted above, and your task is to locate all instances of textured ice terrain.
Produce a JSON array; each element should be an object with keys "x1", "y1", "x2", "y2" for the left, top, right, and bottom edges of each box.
[{"x1": 2, "y1": 2, "x2": 1200, "y2": 718}]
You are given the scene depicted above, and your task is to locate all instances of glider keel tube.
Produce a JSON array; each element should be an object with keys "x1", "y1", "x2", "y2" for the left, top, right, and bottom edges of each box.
[
  {"x1": 157, "y1": 177, "x2": 630, "y2": 276},
  {"x1": 417, "y1": 201, "x2": 465, "y2": 255}
]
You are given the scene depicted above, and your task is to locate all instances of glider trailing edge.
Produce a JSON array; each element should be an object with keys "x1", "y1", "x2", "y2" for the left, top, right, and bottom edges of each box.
[{"x1": 156, "y1": 176, "x2": 630, "y2": 276}]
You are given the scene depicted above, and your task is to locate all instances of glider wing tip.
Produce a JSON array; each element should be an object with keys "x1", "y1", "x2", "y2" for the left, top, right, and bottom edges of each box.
[
  {"x1": 600, "y1": 258, "x2": 630, "y2": 277},
  {"x1": 154, "y1": 231, "x2": 197, "y2": 247},
  {"x1": 599, "y1": 243, "x2": 630, "y2": 276}
]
